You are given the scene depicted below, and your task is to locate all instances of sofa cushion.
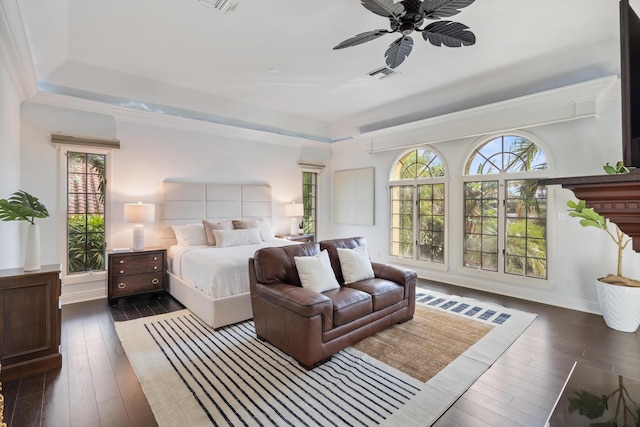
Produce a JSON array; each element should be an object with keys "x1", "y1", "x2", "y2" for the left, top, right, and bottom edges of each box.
[
  {"x1": 347, "y1": 278, "x2": 404, "y2": 311},
  {"x1": 323, "y1": 287, "x2": 372, "y2": 326},
  {"x1": 295, "y1": 250, "x2": 340, "y2": 293},
  {"x1": 337, "y1": 245, "x2": 375, "y2": 283}
]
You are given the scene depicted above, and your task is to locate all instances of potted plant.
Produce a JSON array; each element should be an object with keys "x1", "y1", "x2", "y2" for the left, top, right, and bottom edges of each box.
[
  {"x1": 566, "y1": 162, "x2": 640, "y2": 332},
  {"x1": 0, "y1": 190, "x2": 49, "y2": 271}
]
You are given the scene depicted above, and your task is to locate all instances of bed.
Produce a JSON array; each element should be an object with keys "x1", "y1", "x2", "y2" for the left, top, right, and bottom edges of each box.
[{"x1": 161, "y1": 181, "x2": 295, "y2": 328}]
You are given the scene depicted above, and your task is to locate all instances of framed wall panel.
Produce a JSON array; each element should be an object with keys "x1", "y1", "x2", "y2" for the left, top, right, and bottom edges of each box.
[{"x1": 333, "y1": 167, "x2": 374, "y2": 225}]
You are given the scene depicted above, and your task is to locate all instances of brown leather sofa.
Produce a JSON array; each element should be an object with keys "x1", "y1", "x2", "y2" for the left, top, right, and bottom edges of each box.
[{"x1": 248, "y1": 237, "x2": 416, "y2": 369}]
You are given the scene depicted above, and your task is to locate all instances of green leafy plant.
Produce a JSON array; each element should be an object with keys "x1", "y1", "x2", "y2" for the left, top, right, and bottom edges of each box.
[
  {"x1": 0, "y1": 190, "x2": 49, "y2": 224},
  {"x1": 566, "y1": 161, "x2": 640, "y2": 286},
  {"x1": 566, "y1": 199, "x2": 630, "y2": 278}
]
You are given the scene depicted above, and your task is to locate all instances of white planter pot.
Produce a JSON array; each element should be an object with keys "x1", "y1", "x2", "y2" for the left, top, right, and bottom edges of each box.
[
  {"x1": 24, "y1": 223, "x2": 41, "y2": 271},
  {"x1": 595, "y1": 279, "x2": 640, "y2": 332}
]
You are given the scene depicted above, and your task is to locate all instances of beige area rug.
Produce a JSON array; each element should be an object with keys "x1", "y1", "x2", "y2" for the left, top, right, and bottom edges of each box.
[
  {"x1": 115, "y1": 291, "x2": 536, "y2": 427},
  {"x1": 354, "y1": 304, "x2": 493, "y2": 382}
]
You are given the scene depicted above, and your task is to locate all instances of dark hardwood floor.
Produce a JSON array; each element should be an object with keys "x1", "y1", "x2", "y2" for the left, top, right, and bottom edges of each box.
[{"x1": 3, "y1": 280, "x2": 639, "y2": 427}]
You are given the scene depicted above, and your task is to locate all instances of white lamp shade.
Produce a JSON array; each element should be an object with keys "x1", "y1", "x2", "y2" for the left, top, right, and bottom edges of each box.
[
  {"x1": 284, "y1": 203, "x2": 304, "y2": 217},
  {"x1": 124, "y1": 203, "x2": 155, "y2": 251},
  {"x1": 124, "y1": 203, "x2": 155, "y2": 223}
]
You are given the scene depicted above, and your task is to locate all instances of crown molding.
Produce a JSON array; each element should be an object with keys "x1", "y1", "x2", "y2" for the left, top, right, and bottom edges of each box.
[
  {"x1": 0, "y1": 0, "x2": 38, "y2": 99},
  {"x1": 359, "y1": 76, "x2": 619, "y2": 153},
  {"x1": 26, "y1": 91, "x2": 333, "y2": 150}
]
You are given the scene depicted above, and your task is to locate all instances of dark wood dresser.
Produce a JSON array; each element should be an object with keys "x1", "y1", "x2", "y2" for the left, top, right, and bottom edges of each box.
[
  {"x1": 107, "y1": 248, "x2": 167, "y2": 305},
  {"x1": 0, "y1": 264, "x2": 62, "y2": 381}
]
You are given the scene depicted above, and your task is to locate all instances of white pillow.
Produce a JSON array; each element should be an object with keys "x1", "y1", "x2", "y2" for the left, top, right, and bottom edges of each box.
[
  {"x1": 257, "y1": 219, "x2": 276, "y2": 241},
  {"x1": 337, "y1": 245, "x2": 375, "y2": 283},
  {"x1": 294, "y1": 250, "x2": 340, "y2": 293},
  {"x1": 212, "y1": 228, "x2": 262, "y2": 248},
  {"x1": 202, "y1": 219, "x2": 234, "y2": 246},
  {"x1": 171, "y1": 223, "x2": 208, "y2": 246}
]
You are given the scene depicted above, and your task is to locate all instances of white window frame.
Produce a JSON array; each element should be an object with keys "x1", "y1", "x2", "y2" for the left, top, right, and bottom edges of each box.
[
  {"x1": 56, "y1": 144, "x2": 112, "y2": 284},
  {"x1": 388, "y1": 148, "x2": 449, "y2": 271},
  {"x1": 459, "y1": 132, "x2": 553, "y2": 288}
]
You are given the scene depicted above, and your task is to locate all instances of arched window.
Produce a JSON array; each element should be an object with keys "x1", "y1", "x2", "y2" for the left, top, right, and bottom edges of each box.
[
  {"x1": 464, "y1": 135, "x2": 548, "y2": 279},
  {"x1": 390, "y1": 149, "x2": 446, "y2": 264}
]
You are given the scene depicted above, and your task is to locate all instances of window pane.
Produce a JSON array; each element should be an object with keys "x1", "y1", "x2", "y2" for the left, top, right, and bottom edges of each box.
[
  {"x1": 465, "y1": 135, "x2": 547, "y2": 175},
  {"x1": 464, "y1": 181, "x2": 498, "y2": 271},
  {"x1": 390, "y1": 150, "x2": 446, "y2": 263},
  {"x1": 67, "y1": 152, "x2": 106, "y2": 274},
  {"x1": 505, "y1": 179, "x2": 547, "y2": 279},
  {"x1": 390, "y1": 185, "x2": 414, "y2": 258},
  {"x1": 302, "y1": 171, "x2": 317, "y2": 234},
  {"x1": 417, "y1": 183, "x2": 445, "y2": 263},
  {"x1": 393, "y1": 149, "x2": 445, "y2": 180}
]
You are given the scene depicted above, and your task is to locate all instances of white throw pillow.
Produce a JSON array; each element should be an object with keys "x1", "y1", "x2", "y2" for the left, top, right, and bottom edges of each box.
[
  {"x1": 337, "y1": 245, "x2": 375, "y2": 283},
  {"x1": 212, "y1": 228, "x2": 263, "y2": 248},
  {"x1": 294, "y1": 250, "x2": 340, "y2": 293},
  {"x1": 257, "y1": 219, "x2": 276, "y2": 241},
  {"x1": 171, "y1": 223, "x2": 208, "y2": 246},
  {"x1": 202, "y1": 219, "x2": 234, "y2": 246}
]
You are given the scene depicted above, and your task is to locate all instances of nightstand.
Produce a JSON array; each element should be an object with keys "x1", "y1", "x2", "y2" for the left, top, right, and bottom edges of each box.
[
  {"x1": 278, "y1": 234, "x2": 315, "y2": 242},
  {"x1": 107, "y1": 247, "x2": 167, "y2": 305}
]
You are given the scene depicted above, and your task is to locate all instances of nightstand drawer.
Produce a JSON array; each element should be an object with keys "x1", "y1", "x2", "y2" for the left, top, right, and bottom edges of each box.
[
  {"x1": 111, "y1": 253, "x2": 163, "y2": 276},
  {"x1": 111, "y1": 272, "x2": 164, "y2": 297}
]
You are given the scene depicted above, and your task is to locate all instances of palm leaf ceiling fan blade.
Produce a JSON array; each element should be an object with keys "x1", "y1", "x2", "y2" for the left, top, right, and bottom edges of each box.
[
  {"x1": 334, "y1": 0, "x2": 477, "y2": 68},
  {"x1": 422, "y1": 21, "x2": 475, "y2": 47},
  {"x1": 334, "y1": 29, "x2": 391, "y2": 49},
  {"x1": 385, "y1": 36, "x2": 414, "y2": 69},
  {"x1": 420, "y1": 0, "x2": 476, "y2": 19},
  {"x1": 361, "y1": 0, "x2": 406, "y2": 19}
]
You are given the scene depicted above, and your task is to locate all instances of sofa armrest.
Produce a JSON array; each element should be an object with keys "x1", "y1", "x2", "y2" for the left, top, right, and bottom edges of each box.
[
  {"x1": 254, "y1": 282, "x2": 334, "y2": 330},
  {"x1": 371, "y1": 262, "x2": 417, "y2": 300}
]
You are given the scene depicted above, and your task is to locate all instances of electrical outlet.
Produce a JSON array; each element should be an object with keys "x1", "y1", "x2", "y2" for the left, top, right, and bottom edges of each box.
[{"x1": 558, "y1": 212, "x2": 565, "y2": 221}]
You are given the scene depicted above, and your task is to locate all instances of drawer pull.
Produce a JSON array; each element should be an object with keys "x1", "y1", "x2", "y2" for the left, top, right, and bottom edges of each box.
[
  {"x1": 119, "y1": 270, "x2": 124, "y2": 274},
  {"x1": 153, "y1": 257, "x2": 158, "y2": 261},
  {"x1": 153, "y1": 266, "x2": 158, "y2": 270},
  {"x1": 119, "y1": 260, "x2": 125, "y2": 264},
  {"x1": 151, "y1": 278, "x2": 160, "y2": 285},
  {"x1": 117, "y1": 283, "x2": 127, "y2": 289}
]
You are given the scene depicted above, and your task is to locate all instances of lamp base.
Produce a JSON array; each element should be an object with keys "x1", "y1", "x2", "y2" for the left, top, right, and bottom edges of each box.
[
  {"x1": 132, "y1": 224, "x2": 145, "y2": 251},
  {"x1": 289, "y1": 217, "x2": 297, "y2": 236}
]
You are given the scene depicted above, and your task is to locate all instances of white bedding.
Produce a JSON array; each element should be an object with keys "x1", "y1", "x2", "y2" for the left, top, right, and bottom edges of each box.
[{"x1": 168, "y1": 238, "x2": 298, "y2": 298}]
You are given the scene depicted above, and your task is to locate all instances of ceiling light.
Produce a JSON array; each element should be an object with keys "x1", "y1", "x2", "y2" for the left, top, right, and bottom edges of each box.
[{"x1": 197, "y1": 0, "x2": 237, "y2": 12}]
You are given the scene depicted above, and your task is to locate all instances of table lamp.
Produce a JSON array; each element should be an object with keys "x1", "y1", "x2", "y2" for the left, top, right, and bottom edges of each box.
[
  {"x1": 284, "y1": 202, "x2": 304, "y2": 235},
  {"x1": 124, "y1": 202, "x2": 155, "y2": 251}
]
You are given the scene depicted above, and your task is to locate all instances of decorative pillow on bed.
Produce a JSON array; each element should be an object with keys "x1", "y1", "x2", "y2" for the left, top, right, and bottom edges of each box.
[
  {"x1": 171, "y1": 223, "x2": 208, "y2": 246},
  {"x1": 294, "y1": 250, "x2": 340, "y2": 293},
  {"x1": 337, "y1": 245, "x2": 375, "y2": 283},
  {"x1": 232, "y1": 219, "x2": 259, "y2": 230},
  {"x1": 202, "y1": 219, "x2": 234, "y2": 246},
  {"x1": 212, "y1": 228, "x2": 263, "y2": 247},
  {"x1": 257, "y1": 219, "x2": 276, "y2": 241}
]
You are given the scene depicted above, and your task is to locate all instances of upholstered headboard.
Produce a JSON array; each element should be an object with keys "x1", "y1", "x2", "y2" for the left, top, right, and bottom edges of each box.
[{"x1": 161, "y1": 181, "x2": 272, "y2": 247}]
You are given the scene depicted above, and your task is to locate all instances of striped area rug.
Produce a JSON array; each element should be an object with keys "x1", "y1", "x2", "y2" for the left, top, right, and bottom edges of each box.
[{"x1": 115, "y1": 291, "x2": 536, "y2": 427}]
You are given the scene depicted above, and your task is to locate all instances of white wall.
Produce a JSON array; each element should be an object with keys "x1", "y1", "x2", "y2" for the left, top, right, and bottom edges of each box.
[
  {"x1": 329, "y1": 95, "x2": 640, "y2": 314},
  {"x1": 0, "y1": 59, "x2": 22, "y2": 269},
  {"x1": 17, "y1": 81, "x2": 640, "y2": 313},
  {"x1": 19, "y1": 103, "x2": 332, "y2": 302}
]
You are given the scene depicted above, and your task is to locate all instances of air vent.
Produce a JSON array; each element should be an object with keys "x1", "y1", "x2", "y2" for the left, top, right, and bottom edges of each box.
[
  {"x1": 197, "y1": 0, "x2": 237, "y2": 12},
  {"x1": 368, "y1": 66, "x2": 400, "y2": 80}
]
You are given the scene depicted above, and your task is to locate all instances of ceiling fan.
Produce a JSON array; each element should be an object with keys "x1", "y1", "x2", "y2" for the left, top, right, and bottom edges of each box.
[{"x1": 334, "y1": 0, "x2": 477, "y2": 69}]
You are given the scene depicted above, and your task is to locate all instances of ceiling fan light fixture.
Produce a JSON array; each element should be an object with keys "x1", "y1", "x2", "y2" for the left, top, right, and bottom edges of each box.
[{"x1": 334, "y1": 0, "x2": 477, "y2": 68}]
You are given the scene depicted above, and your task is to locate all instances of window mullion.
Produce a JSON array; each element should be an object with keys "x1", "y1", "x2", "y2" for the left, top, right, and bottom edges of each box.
[{"x1": 498, "y1": 179, "x2": 507, "y2": 272}]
